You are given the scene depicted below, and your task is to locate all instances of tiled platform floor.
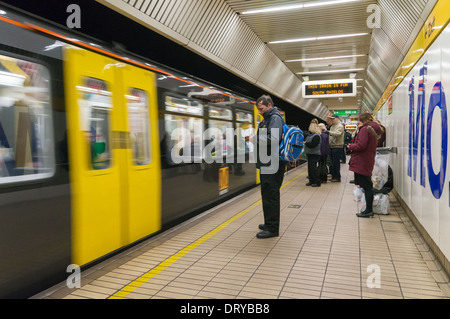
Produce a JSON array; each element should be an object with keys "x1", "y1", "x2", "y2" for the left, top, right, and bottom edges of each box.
[{"x1": 33, "y1": 162, "x2": 450, "y2": 299}]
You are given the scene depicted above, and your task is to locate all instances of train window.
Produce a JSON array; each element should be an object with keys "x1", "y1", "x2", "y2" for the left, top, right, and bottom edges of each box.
[
  {"x1": 207, "y1": 119, "x2": 233, "y2": 158},
  {"x1": 78, "y1": 77, "x2": 112, "y2": 170},
  {"x1": 235, "y1": 111, "x2": 254, "y2": 154},
  {"x1": 208, "y1": 105, "x2": 232, "y2": 120},
  {"x1": 127, "y1": 88, "x2": 151, "y2": 165},
  {"x1": 165, "y1": 95, "x2": 203, "y2": 116},
  {"x1": 164, "y1": 113, "x2": 204, "y2": 164},
  {"x1": 0, "y1": 54, "x2": 55, "y2": 184},
  {"x1": 236, "y1": 111, "x2": 253, "y2": 123}
]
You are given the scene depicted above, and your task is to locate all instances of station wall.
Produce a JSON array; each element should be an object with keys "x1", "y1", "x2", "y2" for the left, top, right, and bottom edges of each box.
[{"x1": 377, "y1": 22, "x2": 450, "y2": 263}]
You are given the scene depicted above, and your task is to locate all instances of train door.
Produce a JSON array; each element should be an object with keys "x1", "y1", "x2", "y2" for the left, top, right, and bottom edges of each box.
[
  {"x1": 255, "y1": 105, "x2": 263, "y2": 184},
  {"x1": 120, "y1": 63, "x2": 161, "y2": 244},
  {"x1": 64, "y1": 46, "x2": 160, "y2": 266}
]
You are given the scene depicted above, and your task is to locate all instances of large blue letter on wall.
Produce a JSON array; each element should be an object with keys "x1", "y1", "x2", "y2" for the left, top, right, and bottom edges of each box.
[
  {"x1": 426, "y1": 82, "x2": 448, "y2": 199},
  {"x1": 409, "y1": 63, "x2": 427, "y2": 187}
]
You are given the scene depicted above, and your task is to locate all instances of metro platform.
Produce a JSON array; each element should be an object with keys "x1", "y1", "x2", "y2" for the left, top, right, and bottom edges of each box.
[{"x1": 33, "y1": 163, "x2": 450, "y2": 300}]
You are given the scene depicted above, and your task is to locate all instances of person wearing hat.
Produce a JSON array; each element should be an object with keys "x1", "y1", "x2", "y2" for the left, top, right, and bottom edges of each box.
[{"x1": 326, "y1": 115, "x2": 345, "y2": 182}]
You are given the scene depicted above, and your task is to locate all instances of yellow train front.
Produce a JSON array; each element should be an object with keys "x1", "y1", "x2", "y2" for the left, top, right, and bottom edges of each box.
[{"x1": 0, "y1": 7, "x2": 258, "y2": 298}]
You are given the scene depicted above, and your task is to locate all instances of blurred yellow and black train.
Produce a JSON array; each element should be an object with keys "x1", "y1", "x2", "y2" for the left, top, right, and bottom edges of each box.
[{"x1": 0, "y1": 6, "x2": 262, "y2": 298}]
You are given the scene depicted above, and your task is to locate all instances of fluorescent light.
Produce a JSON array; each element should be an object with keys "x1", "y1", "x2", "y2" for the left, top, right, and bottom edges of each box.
[
  {"x1": 317, "y1": 33, "x2": 367, "y2": 41},
  {"x1": 241, "y1": 0, "x2": 360, "y2": 15},
  {"x1": 242, "y1": 3, "x2": 304, "y2": 14},
  {"x1": 269, "y1": 33, "x2": 368, "y2": 44},
  {"x1": 297, "y1": 68, "x2": 364, "y2": 75},
  {"x1": 285, "y1": 54, "x2": 366, "y2": 63},
  {"x1": 304, "y1": 0, "x2": 359, "y2": 8},
  {"x1": 270, "y1": 37, "x2": 316, "y2": 44}
]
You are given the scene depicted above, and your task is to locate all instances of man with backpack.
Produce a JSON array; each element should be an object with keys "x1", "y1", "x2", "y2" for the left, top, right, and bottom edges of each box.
[{"x1": 254, "y1": 95, "x2": 286, "y2": 239}]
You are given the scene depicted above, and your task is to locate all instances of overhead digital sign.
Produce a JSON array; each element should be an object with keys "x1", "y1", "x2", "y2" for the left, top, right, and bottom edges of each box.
[
  {"x1": 333, "y1": 110, "x2": 358, "y2": 116},
  {"x1": 302, "y1": 79, "x2": 357, "y2": 99}
]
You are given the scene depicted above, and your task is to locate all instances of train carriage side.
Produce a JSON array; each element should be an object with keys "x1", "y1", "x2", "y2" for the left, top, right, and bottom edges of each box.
[
  {"x1": 0, "y1": 5, "x2": 261, "y2": 298},
  {"x1": 156, "y1": 75, "x2": 257, "y2": 226},
  {"x1": 0, "y1": 15, "x2": 71, "y2": 298}
]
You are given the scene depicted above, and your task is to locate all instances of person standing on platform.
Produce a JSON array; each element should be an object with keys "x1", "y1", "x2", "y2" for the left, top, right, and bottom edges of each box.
[
  {"x1": 342, "y1": 129, "x2": 352, "y2": 163},
  {"x1": 347, "y1": 113, "x2": 382, "y2": 218},
  {"x1": 318, "y1": 123, "x2": 330, "y2": 184},
  {"x1": 326, "y1": 115, "x2": 345, "y2": 183},
  {"x1": 304, "y1": 121, "x2": 322, "y2": 188},
  {"x1": 254, "y1": 95, "x2": 286, "y2": 239}
]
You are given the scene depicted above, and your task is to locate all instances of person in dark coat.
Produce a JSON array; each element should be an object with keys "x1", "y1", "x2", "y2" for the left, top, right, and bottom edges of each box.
[
  {"x1": 254, "y1": 95, "x2": 286, "y2": 239},
  {"x1": 304, "y1": 121, "x2": 322, "y2": 187},
  {"x1": 318, "y1": 123, "x2": 330, "y2": 183},
  {"x1": 347, "y1": 113, "x2": 382, "y2": 218}
]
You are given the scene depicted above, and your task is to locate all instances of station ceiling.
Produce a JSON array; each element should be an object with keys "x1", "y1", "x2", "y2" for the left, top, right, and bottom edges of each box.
[
  {"x1": 225, "y1": 0, "x2": 436, "y2": 114},
  {"x1": 99, "y1": 0, "x2": 436, "y2": 118}
]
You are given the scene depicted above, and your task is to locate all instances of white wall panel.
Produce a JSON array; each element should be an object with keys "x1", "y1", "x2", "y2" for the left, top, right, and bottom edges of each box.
[
  {"x1": 422, "y1": 36, "x2": 441, "y2": 244},
  {"x1": 439, "y1": 25, "x2": 450, "y2": 259},
  {"x1": 377, "y1": 22, "x2": 450, "y2": 262},
  {"x1": 399, "y1": 82, "x2": 411, "y2": 208}
]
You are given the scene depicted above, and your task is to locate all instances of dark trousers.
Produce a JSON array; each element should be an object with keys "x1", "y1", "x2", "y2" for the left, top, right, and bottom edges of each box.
[
  {"x1": 260, "y1": 162, "x2": 286, "y2": 233},
  {"x1": 319, "y1": 155, "x2": 329, "y2": 182},
  {"x1": 330, "y1": 148, "x2": 343, "y2": 181},
  {"x1": 355, "y1": 173, "x2": 374, "y2": 212},
  {"x1": 341, "y1": 146, "x2": 347, "y2": 163},
  {"x1": 307, "y1": 154, "x2": 320, "y2": 185}
]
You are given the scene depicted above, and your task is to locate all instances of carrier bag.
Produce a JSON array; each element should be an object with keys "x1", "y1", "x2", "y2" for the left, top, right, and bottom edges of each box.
[
  {"x1": 372, "y1": 153, "x2": 389, "y2": 190},
  {"x1": 353, "y1": 186, "x2": 363, "y2": 202},
  {"x1": 360, "y1": 193, "x2": 390, "y2": 215}
]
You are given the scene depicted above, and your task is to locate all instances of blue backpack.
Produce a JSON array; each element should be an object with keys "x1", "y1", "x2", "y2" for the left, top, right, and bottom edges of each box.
[{"x1": 276, "y1": 113, "x2": 304, "y2": 163}]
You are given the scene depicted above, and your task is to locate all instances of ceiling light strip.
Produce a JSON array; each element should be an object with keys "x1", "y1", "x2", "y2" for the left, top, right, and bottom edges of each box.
[
  {"x1": 285, "y1": 54, "x2": 366, "y2": 63},
  {"x1": 269, "y1": 33, "x2": 368, "y2": 44},
  {"x1": 297, "y1": 68, "x2": 365, "y2": 75},
  {"x1": 241, "y1": 0, "x2": 361, "y2": 15}
]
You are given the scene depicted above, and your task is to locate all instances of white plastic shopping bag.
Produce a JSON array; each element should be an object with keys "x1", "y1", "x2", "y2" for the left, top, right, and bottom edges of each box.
[
  {"x1": 353, "y1": 186, "x2": 363, "y2": 202},
  {"x1": 372, "y1": 153, "x2": 389, "y2": 190},
  {"x1": 374, "y1": 194, "x2": 390, "y2": 215},
  {"x1": 359, "y1": 193, "x2": 390, "y2": 215}
]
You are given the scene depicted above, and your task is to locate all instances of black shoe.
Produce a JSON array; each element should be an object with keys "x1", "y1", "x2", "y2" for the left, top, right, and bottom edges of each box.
[
  {"x1": 311, "y1": 184, "x2": 321, "y2": 188},
  {"x1": 258, "y1": 224, "x2": 267, "y2": 231},
  {"x1": 256, "y1": 230, "x2": 279, "y2": 239},
  {"x1": 350, "y1": 180, "x2": 355, "y2": 184},
  {"x1": 306, "y1": 182, "x2": 313, "y2": 186},
  {"x1": 356, "y1": 211, "x2": 374, "y2": 218}
]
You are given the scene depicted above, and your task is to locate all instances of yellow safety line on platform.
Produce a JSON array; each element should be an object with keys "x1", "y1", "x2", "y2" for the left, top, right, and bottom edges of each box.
[{"x1": 108, "y1": 168, "x2": 306, "y2": 299}]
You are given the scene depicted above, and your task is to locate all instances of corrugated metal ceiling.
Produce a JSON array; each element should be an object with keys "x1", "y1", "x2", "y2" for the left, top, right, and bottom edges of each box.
[
  {"x1": 100, "y1": 0, "x2": 437, "y2": 118},
  {"x1": 226, "y1": 0, "x2": 436, "y2": 114}
]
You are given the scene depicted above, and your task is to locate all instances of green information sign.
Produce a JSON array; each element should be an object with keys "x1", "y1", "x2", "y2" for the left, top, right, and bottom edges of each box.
[{"x1": 333, "y1": 110, "x2": 359, "y2": 116}]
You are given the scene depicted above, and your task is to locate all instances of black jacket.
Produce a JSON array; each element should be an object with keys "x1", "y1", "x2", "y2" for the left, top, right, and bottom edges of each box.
[{"x1": 255, "y1": 107, "x2": 284, "y2": 169}]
